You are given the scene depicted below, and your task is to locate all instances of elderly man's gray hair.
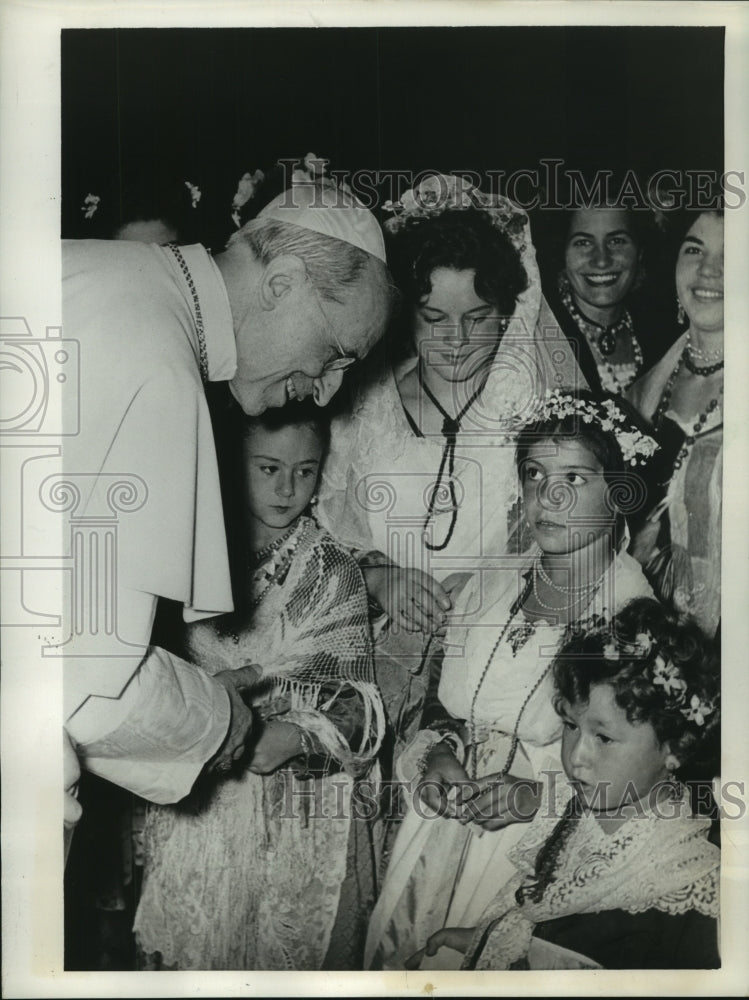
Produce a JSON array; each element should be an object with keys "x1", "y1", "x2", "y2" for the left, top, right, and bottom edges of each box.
[{"x1": 230, "y1": 218, "x2": 377, "y2": 304}]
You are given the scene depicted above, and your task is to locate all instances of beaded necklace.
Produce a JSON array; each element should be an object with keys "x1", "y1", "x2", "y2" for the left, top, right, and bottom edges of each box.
[
  {"x1": 654, "y1": 350, "x2": 723, "y2": 479},
  {"x1": 247, "y1": 519, "x2": 309, "y2": 607},
  {"x1": 683, "y1": 353, "x2": 724, "y2": 377},
  {"x1": 249, "y1": 522, "x2": 298, "y2": 566},
  {"x1": 166, "y1": 244, "x2": 209, "y2": 383},
  {"x1": 560, "y1": 279, "x2": 642, "y2": 393},
  {"x1": 467, "y1": 560, "x2": 607, "y2": 781}
]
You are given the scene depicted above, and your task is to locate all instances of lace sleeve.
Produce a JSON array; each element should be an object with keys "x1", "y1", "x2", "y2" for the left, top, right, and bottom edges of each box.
[{"x1": 316, "y1": 412, "x2": 378, "y2": 554}]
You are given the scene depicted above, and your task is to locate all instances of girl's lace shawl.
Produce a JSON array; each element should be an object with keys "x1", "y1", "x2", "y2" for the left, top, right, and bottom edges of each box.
[
  {"x1": 463, "y1": 779, "x2": 720, "y2": 971},
  {"x1": 186, "y1": 517, "x2": 385, "y2": 773},
  {"x1": 134, "y1": 519, "x2": 384, "y2": 970}
]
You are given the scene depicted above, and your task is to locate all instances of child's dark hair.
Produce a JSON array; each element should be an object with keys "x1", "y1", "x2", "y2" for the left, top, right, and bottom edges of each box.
[
  {"x1": 239, "y1": 398, "x2": 331, "y2": 457},
  {"x1": 553, "y1": 597, "x2": 720, "y2": 771}
]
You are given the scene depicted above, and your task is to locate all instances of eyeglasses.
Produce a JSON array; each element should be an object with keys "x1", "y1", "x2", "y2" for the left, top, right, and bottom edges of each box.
[{"x1": 309, "y1": 282, "x2": 358, "y2": 375}]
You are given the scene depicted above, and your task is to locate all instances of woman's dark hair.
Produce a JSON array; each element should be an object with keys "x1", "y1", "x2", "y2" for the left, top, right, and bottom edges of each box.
[
  {"x1": 386, "y1": 208, "x2": 528, "y2": 340},
  {"x1": 553, "y1": 597, "x2": 720, "y2": 771},
  {"x1": 667, "y1": 205, "x2": 724, "y2": 255},
  {"x1": 514, "y1": 390, "x2": 654, "y2": 533}
]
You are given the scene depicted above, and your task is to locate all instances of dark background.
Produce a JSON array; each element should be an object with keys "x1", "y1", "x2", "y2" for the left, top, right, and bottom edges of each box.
[{"x1": 62, "y1": 26, "x2": 724, "y2": 246}]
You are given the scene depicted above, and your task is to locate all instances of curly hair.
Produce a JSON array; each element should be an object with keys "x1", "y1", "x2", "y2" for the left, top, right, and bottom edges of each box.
[
  {"x1": 387, "y1": 208, "x2": 528, "y2": 321},
  {"x1": 553, "y1": 597, "x2": 720, "y2": 770}
]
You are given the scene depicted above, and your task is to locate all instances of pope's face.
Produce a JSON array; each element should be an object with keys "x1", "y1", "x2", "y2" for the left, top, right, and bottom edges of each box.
[{"x1": 229, "y1": 255, "x2": 387, "y2": 416}]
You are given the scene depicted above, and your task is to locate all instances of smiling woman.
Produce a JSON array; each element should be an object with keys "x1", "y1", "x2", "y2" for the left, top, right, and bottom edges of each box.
[{"x1": 541, "y1": 205, "x2": 667, "y2": 396}]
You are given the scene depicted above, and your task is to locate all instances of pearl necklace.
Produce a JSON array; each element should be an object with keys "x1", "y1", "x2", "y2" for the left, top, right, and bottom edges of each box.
[
  {"x1": 166, "y1": 244, "x2": 208, "y2": 383},
  {"x1": 535, "y1": 558, "x2": 602, "y2": 596},
  {"x1": 686, "y1": 333, "x2": 723, "y2": 364}
]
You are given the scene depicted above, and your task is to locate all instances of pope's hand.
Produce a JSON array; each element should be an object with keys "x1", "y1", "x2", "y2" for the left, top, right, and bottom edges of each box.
[{"x1": 208, "y1": 664, "x2": 260, "y2": 773}]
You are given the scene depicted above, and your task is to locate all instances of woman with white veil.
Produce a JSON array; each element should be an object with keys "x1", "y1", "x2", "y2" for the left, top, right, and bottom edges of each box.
[{"x1": 317, "y1": 175, "x2": 585, "y2": 770}]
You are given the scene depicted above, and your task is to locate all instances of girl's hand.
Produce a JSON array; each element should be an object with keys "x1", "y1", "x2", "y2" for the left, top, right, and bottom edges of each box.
[
  {"x1": 418, "y1": 742, "x2": 476, "y2": 817},
  {"x1": 405, "y1": 926, "x2": 476, "y2": 969},
  {"x1": 458, "y1": 773, "x2": 541, "y2": 831},
  {"x1": 364, "y1": 565, "x2": 451, "y2": 634},
  {"x1": 247, "y1": 720, "x2": 303, "y2": 775}
]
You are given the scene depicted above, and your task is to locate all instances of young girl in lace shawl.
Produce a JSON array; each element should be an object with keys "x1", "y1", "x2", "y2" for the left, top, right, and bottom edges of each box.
[
  {"x1": 133, "y1": 402, "x2": 384, "y2": 970},
  {"x1": 409, "y1": 597, "x2": 720, "y2": 971}
]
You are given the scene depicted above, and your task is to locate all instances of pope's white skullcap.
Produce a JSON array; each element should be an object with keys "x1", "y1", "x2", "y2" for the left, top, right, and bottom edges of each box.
[{"x1": 258, "y1": 181, "x2": 387, "y2": 264}]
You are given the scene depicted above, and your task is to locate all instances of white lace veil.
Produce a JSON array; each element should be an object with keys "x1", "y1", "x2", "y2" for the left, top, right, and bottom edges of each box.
[
  {"x1": 317, "y1": 175, "x2": 588, "y2": 560},
  {"x1": 381, "y1": 174, "x2": 587, "y2": 432}
]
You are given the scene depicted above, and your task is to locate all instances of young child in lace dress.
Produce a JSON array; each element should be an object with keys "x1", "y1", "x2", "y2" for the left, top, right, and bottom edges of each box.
[
  {"x1": 133, "y1": 402, "x2": 384, "y2": 970},
  {"x1": 408, "y1": 597, "x2": 720, "y2": 971}
]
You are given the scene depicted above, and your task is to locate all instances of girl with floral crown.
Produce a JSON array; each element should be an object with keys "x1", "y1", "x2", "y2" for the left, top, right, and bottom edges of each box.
[
  {"x1": 133, "y1": 401, "x2": 385, "y2": 970},
  {"x1": 408, "y1": 596, "x2": 720, "y2": 971},
  {"x1": 317, "y1": 173, "x2": 585, "y2": 797},
  {"x1": 365, "y1": 389, "x2": 659, "y2": 970}
]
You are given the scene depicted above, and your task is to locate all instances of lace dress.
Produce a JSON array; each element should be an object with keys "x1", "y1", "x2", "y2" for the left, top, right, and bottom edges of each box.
[
  {"x1": 463, "y1": 778, "x2": 720, "y2": 970},
  {"x1": 364, "y1": 548, "x2": 653, "y2": 970},
  {"x1": 133, "y1": 518, "x2": 385, "y2": 970}
]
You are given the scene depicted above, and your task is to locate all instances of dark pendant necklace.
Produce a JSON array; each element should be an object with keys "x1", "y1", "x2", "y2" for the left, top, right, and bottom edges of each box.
[
  {"x1": 418, "y1": 366, "x2": 483, "y2": 552},
  {"x1": 598, "y1": 327, "x2": 618, "y2": 356}
]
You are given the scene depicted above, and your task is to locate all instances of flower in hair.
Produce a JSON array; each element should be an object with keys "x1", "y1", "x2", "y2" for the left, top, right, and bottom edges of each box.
[
  {"x1": 652, "y1": 654, "x2": 688, "y2": 700},
  {"x1": 383, "y1": 172, "x2": 528, "y2": 251},
  {"x1": 231, "y1": 169, "x2": 265, "y2": 227},
  {"x1": 531, "y1": 390, "x2": 659, "y2": 467},
  {"x1": 185, "y1": 181, "x2": 202, "y2": 209},
  {"x1": 290, "y1": 152, "x2": 329, "y2": 186},
  {"x1": 634, "y1": 631, "x2": 654, "y2": 653},
  {"x1": 681, "y1": 693, "x2": 715, "y2": 727},
  {"x1": 602, "y1": 641, "x2": 620, "y2": 661},
  {"x1": 81, "y1": 193, "x2": 100, "y2": 220}
]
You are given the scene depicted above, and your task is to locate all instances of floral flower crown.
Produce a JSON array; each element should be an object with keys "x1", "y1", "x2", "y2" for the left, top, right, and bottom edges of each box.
[
  {"x1": 382, "y1": 173, "x2": 528, "y2": 251},
  {"x1": 529, "y1": 389, "x2": 659, "y2": 467},
  {"x1": 602, "y1": 630, "x2": 716, "y2": 727}
]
